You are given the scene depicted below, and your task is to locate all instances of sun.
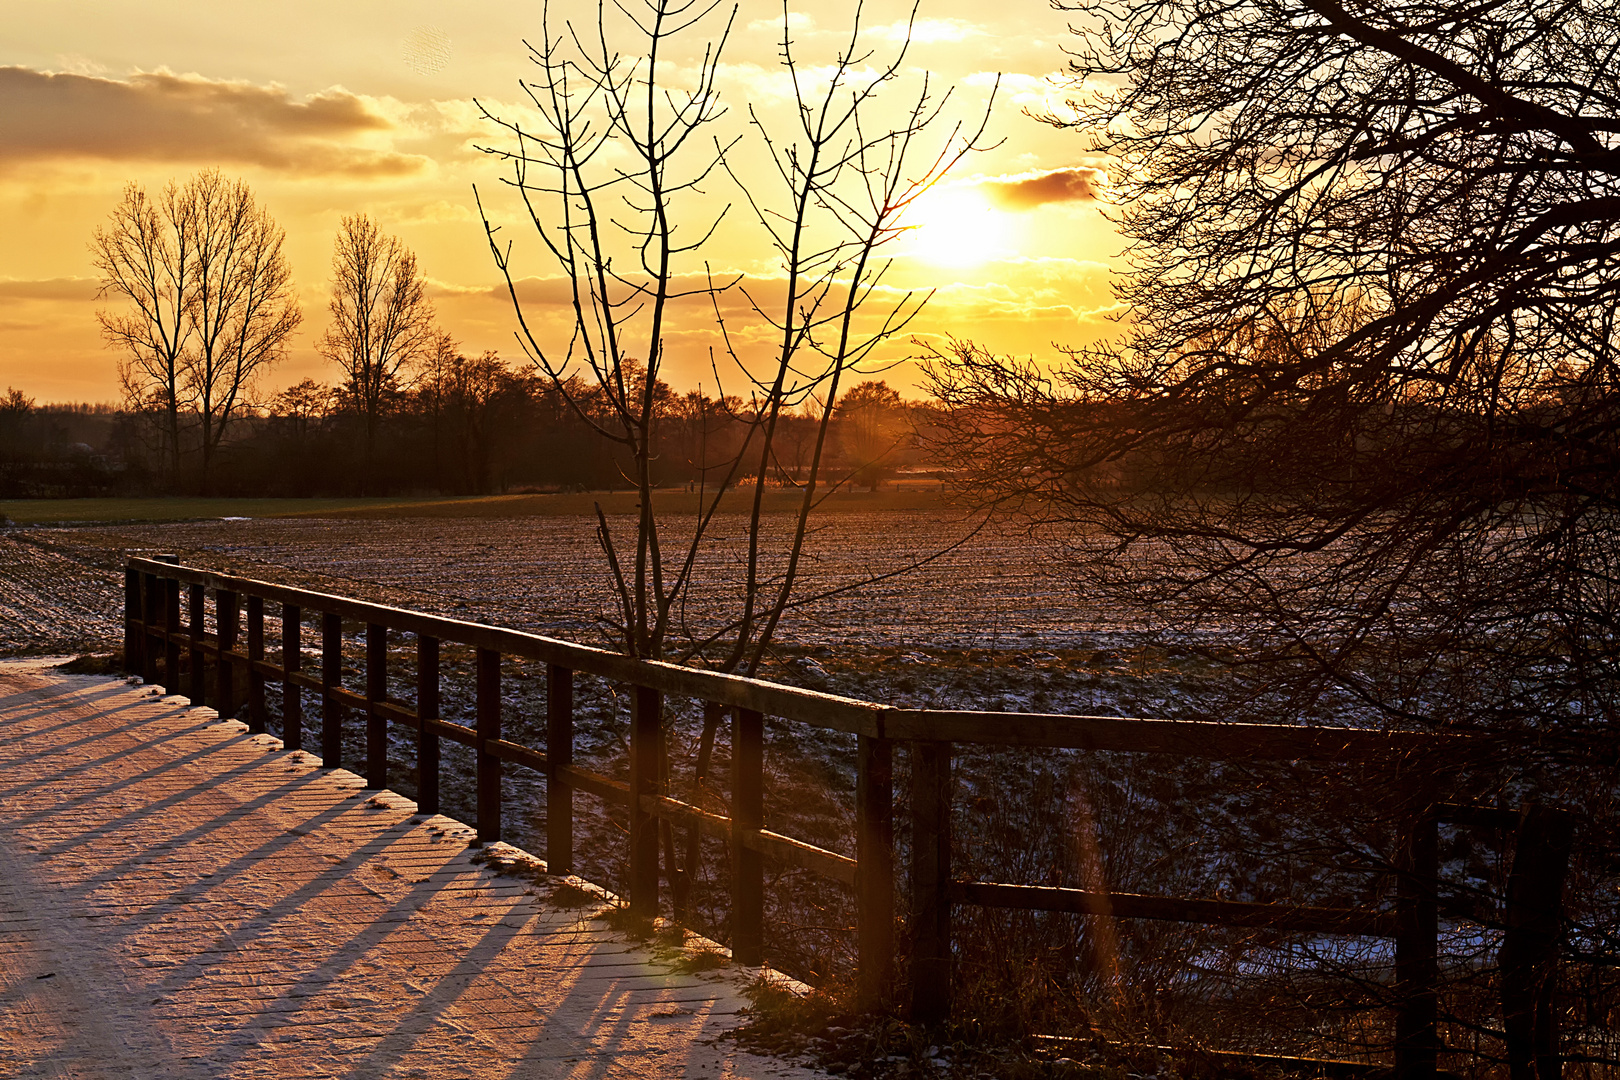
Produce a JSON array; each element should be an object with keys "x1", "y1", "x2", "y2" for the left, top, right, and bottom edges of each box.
[{"x1": 902, "y1": 187, "x2": 1017, "y2": 267}]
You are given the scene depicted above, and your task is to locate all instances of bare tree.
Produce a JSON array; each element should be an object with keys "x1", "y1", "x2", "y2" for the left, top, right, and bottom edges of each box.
[
  {"x1": 93, "y1": 170, "x2": 300, "y2": 491},
  {"x1": 95, "y1": 182, "x2": 191, "y2": 482},
  {"x1": 924, "y1": 0, "x2": 1620, "y2": 1061},
  {"x1": 318, "y1": 214, "x2": 437, "y2": 486},
  {"x1": 477, "y1": 0, "x2": 995, "y2": 671},
  {"x1": 182, "y1": 171, "x2": 300, "y2": 492}
]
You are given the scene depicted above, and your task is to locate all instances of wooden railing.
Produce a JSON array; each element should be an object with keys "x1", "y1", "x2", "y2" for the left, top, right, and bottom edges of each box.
[{"x1": 122, "y1": 556, "x2": 1572, "y2": 1079}]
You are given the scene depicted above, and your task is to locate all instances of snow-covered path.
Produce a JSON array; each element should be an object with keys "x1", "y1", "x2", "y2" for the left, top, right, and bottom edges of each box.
[{"x1": 0, "y1": 660, "x2": 820, "y2": 1080}]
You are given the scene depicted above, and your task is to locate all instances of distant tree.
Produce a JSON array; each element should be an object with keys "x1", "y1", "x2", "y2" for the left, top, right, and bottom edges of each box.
[
  {"x1": 318, "y1": 214, "x2": 436, "y2": 488},
  {"x1": 0, "y1": 388, "x2": 38, "y2": 487},
  {"x1": 93, "y1": 170, "x2": 300, "y2": 491},
  {"x1": 416, "y1": 337, "x2": 520, "y2": 494},
  {"x1": 836, "y1": 380, "x2": 906, "y2": 491},
  {"x1": 270, "y1": 379, "x2": 338, "y2": 438}
]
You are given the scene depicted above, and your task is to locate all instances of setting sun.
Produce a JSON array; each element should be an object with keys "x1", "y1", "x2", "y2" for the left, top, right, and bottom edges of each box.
[{"x1": 903, "y1": 187, "x2": 1017, "y2": 267}]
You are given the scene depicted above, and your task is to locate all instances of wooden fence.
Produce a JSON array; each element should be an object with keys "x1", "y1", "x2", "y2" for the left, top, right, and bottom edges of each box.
[{"x1": 122, "y1": 556, "x2": 1572, "y2": 1080}]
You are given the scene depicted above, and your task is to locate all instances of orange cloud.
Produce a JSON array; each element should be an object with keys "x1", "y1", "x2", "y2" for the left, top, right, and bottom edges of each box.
[
  {"x1": 975, "y1": 167, "x2": 1107, "y2": 210},
  {"x1": 0, "y1": 67, "x2": 427, "y2": 177},
  {"x1": 0, "y1": 276, "x2": 99, "y2": 302}
]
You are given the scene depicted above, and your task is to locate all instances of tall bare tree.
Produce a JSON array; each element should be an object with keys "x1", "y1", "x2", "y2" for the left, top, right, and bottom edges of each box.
[
  {"x1": 477, "y1": 0, "x2": 994, "y2": 671},
  {"x1": 93, "y1": 170, "x2": 300, "y2": 490},
  {"x1": 318, "y1": 215, "x2": 437, "y2": 485},
  {"x1": 94, "y1": 182, "x2": 192, "y2": 482},
  {"x1": 183, "y1": 171, "x2": 300, "y2": 492}
]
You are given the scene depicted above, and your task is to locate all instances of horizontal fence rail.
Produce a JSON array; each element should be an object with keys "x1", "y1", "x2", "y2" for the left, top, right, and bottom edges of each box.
[{"x1": 120, "y1": 557, "x2": 1571, "y2": 1080}]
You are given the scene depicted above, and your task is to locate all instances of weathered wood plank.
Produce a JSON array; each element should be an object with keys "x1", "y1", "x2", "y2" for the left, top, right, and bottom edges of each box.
[
  {"x1": 417, "y1": 634, "x2": 440, "y2": 816},
  {"x1": 126, "y1": 558, "x2": 883, "y2": 734},
  {"x1": 547, "y1": 664, "x2": 573, "y2": 875},
  {"x1": 908, "y1": 740, "x2": 952, "y2": 1025},
  {"x1": 216, "y1": 590, "x2": 239, "y2": 722},
  {"x1": 366, "y1": 624, "x2": 388, "y2": 790},
  {"x1": 857, "y1": 734, "x2": 894, "y2": 1008},
  {"x1": 281, "y1": 603, "x2": 301, "y2": 752},
  {"x1": 628, "y1": 685, "x2": 661, "y2": 918},
  {"x1": 321, "y1": 612, "x2": 343, "y2": 769},
  {"x1": 732, "y1": 707, "x2": 764, "y2": 965},
  {"x1": 246, "y1": 595, "x2": 266, "y2": 734}
]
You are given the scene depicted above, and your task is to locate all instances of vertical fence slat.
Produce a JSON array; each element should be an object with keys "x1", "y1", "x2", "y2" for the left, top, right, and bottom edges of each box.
[
  {"x1": 416, "y1": 635, "x2": 440, "y2": 816},
  {"x1": 628, "y1": 685, "x2": 663, "y2": 918},
  {"x1": 1502, "y1": 805, "x2": 1575, "y2": 1080},
  {"x1": 731, "y1": 707, "x2": 764, "y2": 964},
  {"x1": 246, "y1": 596, "x2": 266, "y2": 734},
  {"x1": 546, "y1": 664, "x2": 573, "y2": 875},
  {"x1": 281, "y1": 604, "x2": 302, "y2": 752},
  {"x1": 123, "y1": 567, "x2": 141, "y2": 674},
  {"x1": 163, "y1": 578, "x2": 181, "y2": 693},
  {"x1": 909, "y1": 739, "x2": 953, "y2": 1026},
  {"x1": 1394, "y1": 804, "x2": 1440, "y2": 1080},
  {"x1": 321, "y1": 613, "x2": 343, "y2": 769},
  {"x1": 475, "y1": 648, "x2": 501, "y2": 844},
  {"x1": 215, "y1": 590, "x2": 238, "y2": 722},
  {"x1": 140, "y1": 573, "x2": 159, "y2": 685},
  {"x1": 366, "y1": 624, "x2": 388, "y2": 790},
  {"x1": 187, "y1": 583, "x2": 207, "y2": 705},
  {"x1": 857, "y1": 734, "x2": 895, "y2": 1008}
]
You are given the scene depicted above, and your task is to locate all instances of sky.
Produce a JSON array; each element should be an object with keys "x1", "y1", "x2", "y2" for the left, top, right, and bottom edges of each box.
[{"x1": 0, "y1": 0, "x2": 1125, "y2": 404}]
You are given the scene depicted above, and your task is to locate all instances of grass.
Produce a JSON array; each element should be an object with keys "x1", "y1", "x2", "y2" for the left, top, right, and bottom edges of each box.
[
  {"x1": 0, "y1": 486, "x2": 954, "y2": 525},
  {"x1": 728, "y1": 978, "x2": 1300, "y2": 1080}
]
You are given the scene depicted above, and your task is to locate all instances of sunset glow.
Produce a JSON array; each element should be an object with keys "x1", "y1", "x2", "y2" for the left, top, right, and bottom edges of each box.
[
  {"x1": 0, "y1": 1, "x2": 1119, "y2": 402},
  {"x1": 904, "y1": 188, "x2": 1019, "y2": 267}
]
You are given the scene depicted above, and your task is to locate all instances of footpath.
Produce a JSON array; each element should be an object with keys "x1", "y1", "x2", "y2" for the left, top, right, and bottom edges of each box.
[{"x1": 0, "y1": 659, "x2": 819, "y2": 1080}]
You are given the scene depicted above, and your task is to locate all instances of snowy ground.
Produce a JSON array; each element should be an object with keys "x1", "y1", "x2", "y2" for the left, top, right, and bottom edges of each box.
[{"x1": 0, "y1": 658, "x2": 824, "y2": 1080}]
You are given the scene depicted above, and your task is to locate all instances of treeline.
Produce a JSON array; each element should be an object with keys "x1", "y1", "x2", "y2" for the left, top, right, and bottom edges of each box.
[{"x1": 0, "y1": 369, "x2": 931, "y2": 499}]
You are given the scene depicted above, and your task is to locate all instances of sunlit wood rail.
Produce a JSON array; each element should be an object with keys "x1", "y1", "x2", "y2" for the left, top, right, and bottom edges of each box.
[{"x1": 123, "y1": 556, "x2": 1574, "y2": 1080}]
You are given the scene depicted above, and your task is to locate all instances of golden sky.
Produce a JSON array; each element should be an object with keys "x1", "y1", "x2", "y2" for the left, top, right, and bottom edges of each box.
[{"x1": 0, "y1": 0, "x2": 1123, "y2": 403}]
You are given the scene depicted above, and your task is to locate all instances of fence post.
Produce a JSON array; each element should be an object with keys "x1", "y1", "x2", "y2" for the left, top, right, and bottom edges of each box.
[
  {"x1": 365, "y1": 624, "x2": 388, "y2": 789},
  {"x1": 475, "y1": 648, "x2": 501, "y2": 844},
  {"x1": 215, "y1": 590, "x2": 238, "y2": 721},
  {"x1": 188, "y1": 583, "x2": 207, "y2": 705},
  {"x1": 1502, "y1": 804, "x2": 1575, "y2": 1080},
  {"x1": 416, "y1": 635, "x2": 439, "y2": 816},
  {"x1": 321, "y1": 613, "x2": 343, "y2": 769},
  {"x1": 731, "y1": 707, "x2": 765, "y2": 964},
  {"x1": 281, "y1": 604, "x2": 302, "y2": 752},
  {"x1": 628, "y1": 685, "x2": 663, "y2": 918},
  {"x1": 123, "y1": 567, "x2": 141, "y2": 674},
  {"x1": 163, "y1": 577, "x2": 181, "y2": 693},
  {"x1": 857, "y1": 734, "x2": 895, "y2": 1009},
  {"x1": 1394, "y1": 803, "x2": 1440, "y2": 1080},
  {"x1": 246, "y1": 596, "x2": 266, "y2": 734},
  {"x1": 139, "y1": 573, "x2": 157, "y2": 685},
  {"x1": 546, "y1": 664, "x2": 574, "y2": 874},
  {"x1": 909, "y1": 739, "x2": 953, "y2": 1026}
]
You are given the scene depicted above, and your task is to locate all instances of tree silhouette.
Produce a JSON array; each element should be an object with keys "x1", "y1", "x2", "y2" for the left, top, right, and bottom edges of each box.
[
  {"x1": 93, "y1": 169, "x2": 300, "y2": 490},
  {"x1": 318, "y1": 214, "x2": 436, "y2": 489}
]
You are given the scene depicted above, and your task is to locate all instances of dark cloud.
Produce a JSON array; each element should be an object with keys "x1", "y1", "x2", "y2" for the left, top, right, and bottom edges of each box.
[
  {"x1": 0, "y1": 67, "x2": 425, "y2": 176},
  {"x1": 977, "y1": 167, "x2": 1106, "y2": 210}
]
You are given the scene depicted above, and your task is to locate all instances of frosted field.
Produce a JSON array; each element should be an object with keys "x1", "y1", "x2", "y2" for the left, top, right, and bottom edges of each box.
[{"x1": 0, "y1": 510, "x2": 1128, "y2": 656}]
